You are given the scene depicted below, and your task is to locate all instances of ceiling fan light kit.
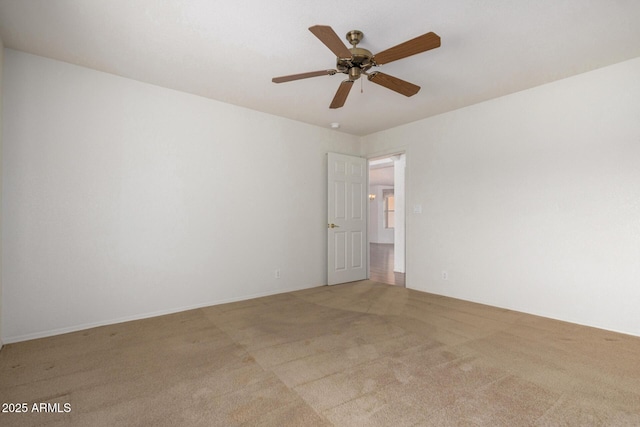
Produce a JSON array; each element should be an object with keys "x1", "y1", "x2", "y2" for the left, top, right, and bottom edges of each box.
[{"x1": 273, "y1": 25, "x2": 441, "y2": 109}]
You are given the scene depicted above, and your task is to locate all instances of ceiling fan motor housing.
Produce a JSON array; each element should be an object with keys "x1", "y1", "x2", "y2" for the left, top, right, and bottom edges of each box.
[{"x1": 336, "y1": 31, "x2": 374, "y2": 80}]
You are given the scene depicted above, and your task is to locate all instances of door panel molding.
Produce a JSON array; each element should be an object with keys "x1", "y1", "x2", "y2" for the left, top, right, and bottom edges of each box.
[{"x1": 327, "y1": 153, "x2": 367, "y2": 285}]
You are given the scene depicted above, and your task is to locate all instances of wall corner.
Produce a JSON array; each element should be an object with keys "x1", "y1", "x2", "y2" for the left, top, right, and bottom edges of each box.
[{"x1": 0, "y1": 37, "x2": 4, "y2": 350}]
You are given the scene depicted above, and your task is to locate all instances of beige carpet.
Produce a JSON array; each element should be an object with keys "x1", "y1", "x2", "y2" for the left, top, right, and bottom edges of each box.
[{"x1": 1, "y1": 280, "x2": 639, "y2": 426}]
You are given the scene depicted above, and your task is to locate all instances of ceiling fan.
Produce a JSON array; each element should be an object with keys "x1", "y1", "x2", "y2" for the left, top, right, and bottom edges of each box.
[{"x1": 272, "y1": 25, "x2": 441, "y2": 109}]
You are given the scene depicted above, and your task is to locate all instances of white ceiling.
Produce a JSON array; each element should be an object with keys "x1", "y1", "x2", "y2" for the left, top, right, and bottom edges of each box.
[{"x1": 1, "y1": 1, "x2": 640, "y2": 136}]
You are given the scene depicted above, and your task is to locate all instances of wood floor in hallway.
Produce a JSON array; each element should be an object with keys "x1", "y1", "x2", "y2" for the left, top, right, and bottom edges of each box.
[{"x1": 369, "y1": 243, "x2": 405, "y2": 286}]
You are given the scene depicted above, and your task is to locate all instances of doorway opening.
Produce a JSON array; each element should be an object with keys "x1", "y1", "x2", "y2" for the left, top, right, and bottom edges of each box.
[{"x1": 368, "y1": 154, "x2": 406, "y2": 287}]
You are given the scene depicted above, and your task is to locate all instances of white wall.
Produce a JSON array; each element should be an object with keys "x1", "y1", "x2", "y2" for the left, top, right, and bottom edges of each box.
[
  {"x1": 5, "y1": 48, "x2": 639, "y2": 342},
  {"x1": 363, "y1": 57, "x2": 640, "y2": 337},
  {"x1": 0, "y1": 40, "x2": 4, "y2": 350},
  {"x1": 1, "y1": 50, "x2": 360, "y2": 343}
]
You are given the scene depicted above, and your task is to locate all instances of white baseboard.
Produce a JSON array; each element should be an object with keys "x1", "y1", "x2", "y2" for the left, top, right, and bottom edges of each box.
[{"x1": 3, "y1": 283, "x2": 323, "y2": 344}]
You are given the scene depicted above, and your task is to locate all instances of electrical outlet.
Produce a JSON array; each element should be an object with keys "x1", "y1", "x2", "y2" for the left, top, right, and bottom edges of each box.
[
  {"x1": 274, "y1": 269, "x2": 281, "y2": 279},
  {"x1": 441, "y1": 270, "x2": 448, "y2": 280}
]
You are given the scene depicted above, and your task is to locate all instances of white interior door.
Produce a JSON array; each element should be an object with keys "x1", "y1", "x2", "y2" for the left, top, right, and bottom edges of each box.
[{"x1": 327, "y1": 152, "x2": 367, "y2": 285}]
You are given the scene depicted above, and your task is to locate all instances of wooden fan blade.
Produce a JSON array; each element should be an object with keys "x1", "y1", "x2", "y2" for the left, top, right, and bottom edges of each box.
[
  {"x1": 368, "y1": 72, "x2": 420, "y2": 97},
  {"x1": 272, "y1": 70, "x2": 335, "y2": 83},
  {"x1": 373, "y1": 32, "x2": 440, "y2": 65},
  {"x1": 330, "y1": 80, "x2": 354, "y2": 109},
  {"x1": 309, "y1": 25, "x2": 352, "y2": 59}
]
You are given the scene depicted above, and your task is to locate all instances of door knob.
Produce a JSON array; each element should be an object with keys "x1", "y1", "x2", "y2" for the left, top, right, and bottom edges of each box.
[{"x1": 328, "y1": 223, "x2": 340, "y2": 228}]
